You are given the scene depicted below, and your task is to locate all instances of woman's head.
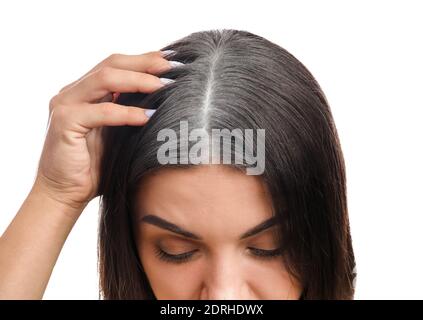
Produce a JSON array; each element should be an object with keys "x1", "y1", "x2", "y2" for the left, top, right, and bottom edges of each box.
[
  {"x1": 133, "y1": 165, "x2": 301, "y2": 299},
  {"x1": 98, "y1": 29, "x2": 356, "y2": 299}
]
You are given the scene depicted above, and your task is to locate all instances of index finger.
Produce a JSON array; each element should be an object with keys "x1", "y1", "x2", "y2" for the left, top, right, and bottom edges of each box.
[{"x1": 59, "y1": 51, "x2": 174, "y2": 93}]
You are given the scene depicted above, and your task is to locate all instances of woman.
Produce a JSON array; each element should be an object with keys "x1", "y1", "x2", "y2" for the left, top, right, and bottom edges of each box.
[{"x1": 0, "y1": 29, "x2": 356, "y2": 299}]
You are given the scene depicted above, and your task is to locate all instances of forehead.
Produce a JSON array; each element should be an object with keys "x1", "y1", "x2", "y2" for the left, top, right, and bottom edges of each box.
[{"x1": 133, "y1": 165, "x2": 274, "y2": 240}]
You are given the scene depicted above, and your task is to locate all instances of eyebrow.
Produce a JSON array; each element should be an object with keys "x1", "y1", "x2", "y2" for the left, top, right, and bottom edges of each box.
[{"x1": 138, "y1": 214, "x2": 278, "y2": 240}]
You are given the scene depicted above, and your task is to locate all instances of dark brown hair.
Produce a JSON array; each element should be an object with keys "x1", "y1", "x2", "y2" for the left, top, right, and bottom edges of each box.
[{"x1": 97, "y1": 29, "x2": 356, "y2": 299}]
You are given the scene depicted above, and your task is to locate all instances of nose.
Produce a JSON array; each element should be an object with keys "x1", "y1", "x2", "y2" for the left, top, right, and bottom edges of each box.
[{"x1": 199, "y1": 255, "x2": 254, "y2": 300}]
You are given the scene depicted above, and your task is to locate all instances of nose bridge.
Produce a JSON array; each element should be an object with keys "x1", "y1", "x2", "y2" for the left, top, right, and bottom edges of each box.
[{"x1": 200, "y1": 250, "x2": 252, "y2": 300}]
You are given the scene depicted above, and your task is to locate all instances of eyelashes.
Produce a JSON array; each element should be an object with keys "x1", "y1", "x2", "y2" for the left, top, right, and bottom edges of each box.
[
  {"x1": 154, "y1": 246, "x2": 283, "y2": 264},
  {"x1": 154, "y1": 247, "x2": 198, "y2": 264},
  {"x1": 247, "y1": 247, "x2": 283, "y2": 260}
]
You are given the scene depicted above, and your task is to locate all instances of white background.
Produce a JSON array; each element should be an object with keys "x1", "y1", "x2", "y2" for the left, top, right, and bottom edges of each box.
[{"x1": 0, "y1": 0, "x2": 422, "y2": 299}]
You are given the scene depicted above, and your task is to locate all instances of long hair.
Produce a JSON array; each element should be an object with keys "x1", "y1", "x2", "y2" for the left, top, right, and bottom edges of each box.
[{"x1": 97, "y1": 29, "x2": 356, "y2": 299}]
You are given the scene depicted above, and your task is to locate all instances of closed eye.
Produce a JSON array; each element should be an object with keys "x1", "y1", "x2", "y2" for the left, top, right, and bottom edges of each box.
[
  {"x1": 154, "y1": 246, "x2": 283, "y2": 264},
  {"x1": 247, "y1": 247, "x2": 283, "y2": 259},
  {"x1": 154, "y1": 247, "x2": 198, "y2": 264}
]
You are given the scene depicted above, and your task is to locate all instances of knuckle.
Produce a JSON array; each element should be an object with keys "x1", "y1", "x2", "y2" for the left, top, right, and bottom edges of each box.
[
  {"x1": 49, "y1": 94, "x2": 58, "y2": 108},
  {"x1": 49, "y1": 94, "x2": 62, "y2": 113},
  {"x1": 49, "y1": 104, "x2": 69, "y2": 127},
  {"x1": 95, "y1": 66, "x2": 114, "y2": 84},
  {"x1": 51, "y1": 104, "x2": 68, "y2": 119},
  {"x1": 105, "y1": 53, "x2": 122, "y2": 65},
  {"x1": 99, "y1": 103, "x2": 116, "y2": 118}
]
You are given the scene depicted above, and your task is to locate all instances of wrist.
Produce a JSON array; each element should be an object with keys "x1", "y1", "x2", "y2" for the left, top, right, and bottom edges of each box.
[{"x1": 29, "y1": 178, "x2": 88, "y2": 221}]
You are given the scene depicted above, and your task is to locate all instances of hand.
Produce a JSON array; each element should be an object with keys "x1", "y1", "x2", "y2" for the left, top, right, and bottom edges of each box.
[{"x1": 34, "y1": 51, "x2": 173, "y2": 217}]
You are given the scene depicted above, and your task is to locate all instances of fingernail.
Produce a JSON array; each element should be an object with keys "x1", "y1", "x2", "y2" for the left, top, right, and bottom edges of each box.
[
  {"x1": 145, "y1": 109, "x2": 157, "y2": 118},
  {"x1": 160, "y1": 77, "x2": 175, "y2": 85},
  {"x1": 168, "y1": 60, "x2": 184, "y2": 68},
  {"x1": 160, "y1": 50, "x2": 176, "y2": 57}
]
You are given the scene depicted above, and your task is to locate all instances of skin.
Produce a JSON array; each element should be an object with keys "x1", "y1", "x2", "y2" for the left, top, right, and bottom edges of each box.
[
  {"x1": 0, "y1": 51, "x2": 173, "y2": 299},
  {"x1": 133, "y1": 165, "x2": 302, "y2": 299},
  {"x1": 0, "y1": 50, "x2": 301, "y2": 299}
]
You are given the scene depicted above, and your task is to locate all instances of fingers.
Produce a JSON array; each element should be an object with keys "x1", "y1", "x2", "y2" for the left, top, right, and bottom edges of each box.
[
  {"x1": 97, "y1": 51, "x2": 173, "y2": 74},
  {"x1": 55, "y1": 102, "x2": 154, "y2": 133},
  {"x1": 58, "y1": 51, "x2": 173, "y2": 94},
  {"x1": 59, "y1": 67, "x2": 171, "y2": 104},
  {"x1": 48, "y1": 50, "x2": 180, "y2": 133}
]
